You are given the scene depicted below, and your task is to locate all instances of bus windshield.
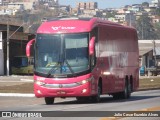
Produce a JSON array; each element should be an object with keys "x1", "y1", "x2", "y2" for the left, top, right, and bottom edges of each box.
[{"x1": 35, "y1": 33, "x2": 89, "y2": 77}]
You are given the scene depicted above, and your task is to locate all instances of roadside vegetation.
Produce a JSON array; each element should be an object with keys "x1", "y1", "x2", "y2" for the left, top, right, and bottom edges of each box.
[{"x1": 139, "y1": 77, "x2": 160, "y2": 90}]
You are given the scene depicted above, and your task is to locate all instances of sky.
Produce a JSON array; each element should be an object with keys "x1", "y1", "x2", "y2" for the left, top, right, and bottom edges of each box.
[{"x1": 59, "y1": 0, "x2": 151, "y2": 9}]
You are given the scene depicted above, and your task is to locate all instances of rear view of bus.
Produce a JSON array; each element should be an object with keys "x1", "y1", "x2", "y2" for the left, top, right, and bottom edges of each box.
[{"x1": 26, "y1": 17, "x2": 139, "y2": 104}]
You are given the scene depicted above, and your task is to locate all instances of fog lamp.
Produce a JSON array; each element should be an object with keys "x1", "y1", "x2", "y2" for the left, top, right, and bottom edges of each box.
[
  {"x1": 37, "y1": 90, "x2": 42, "y2": 94},
  {"x1": 82, "y1": 89, "x2": 87, "y2": 93}
]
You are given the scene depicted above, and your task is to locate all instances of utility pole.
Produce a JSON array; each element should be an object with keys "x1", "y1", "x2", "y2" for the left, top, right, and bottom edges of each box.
[
  {"x1": 142, "y1": 20, "x2": 144, "y2": 40},
  {"x1": 153, "y1": 40, "x2": 158, "y2": 76},
  {"x1": 6, "y1": 21, "x2": 10, "y2": 76},
  {"x1": 129, "y1": 13, "x2": 132, "y2": 27},
  {"x1": 153, "y1": 40, "x2": 157, "y2": 67}
]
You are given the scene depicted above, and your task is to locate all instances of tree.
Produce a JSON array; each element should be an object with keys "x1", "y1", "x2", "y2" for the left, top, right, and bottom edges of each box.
[
  {"x1": 29, "y1": 23, "x2": 40, "y2": 34},
  {"x1": 106, "y1": 11, "x2": 116, "y2": 18},
  {"x1": 15, "y1": 4, "x2": 61, "y2": 33},
  {"x1": 142, "y1": 2, "x2": 149, "y2": 8},
  {"x1": 155, "y1": 8, "x2": 160, "y2": 16},
  {"x1": 136, "y1": 15, "x2": 157, "y2": 40},
  {"x1": 103, "y1": 10, "x2": 117, "y2": 18}
]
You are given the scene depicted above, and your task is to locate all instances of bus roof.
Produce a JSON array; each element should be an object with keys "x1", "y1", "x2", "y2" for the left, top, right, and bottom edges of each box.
[{"x1": 37, "y1": 17, "x2": 136, "y2": 34}]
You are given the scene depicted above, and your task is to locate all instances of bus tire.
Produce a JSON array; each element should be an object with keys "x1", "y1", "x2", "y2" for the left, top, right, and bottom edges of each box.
[
  {"x1": 127, "y1": 80, "x2": 131, "y2": 98},
  {"x1": 92, "y1": 83, "x2": 101, "y2": 103},
  {"x1": 45, "y1": 97, "x2": 54, "y2": 105},
  {"x1": 121, "y1": 80, "x2": 131, "y2": 99}
]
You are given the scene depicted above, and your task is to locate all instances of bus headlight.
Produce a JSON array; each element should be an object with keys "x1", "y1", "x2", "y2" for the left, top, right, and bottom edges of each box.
[
  {"x1": 82, "y1": 80, "x2": 88, "y2": 84},
  {"x1": 77, "y1": 78, "x2": 92, "y2": 85},
  {"x1": 35, "y1": 81, "x2": 45, "y2": 86}
]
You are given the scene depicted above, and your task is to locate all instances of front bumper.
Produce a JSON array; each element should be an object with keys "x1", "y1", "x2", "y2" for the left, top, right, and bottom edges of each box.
[{"x1": 34, "y1": 82, "x2": 94, "y2": 98}]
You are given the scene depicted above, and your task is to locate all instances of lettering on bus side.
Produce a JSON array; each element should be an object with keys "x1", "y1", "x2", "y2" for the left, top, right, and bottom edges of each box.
[{"x1": 51, "y1": 26, "x2": 76, "y2": 31}]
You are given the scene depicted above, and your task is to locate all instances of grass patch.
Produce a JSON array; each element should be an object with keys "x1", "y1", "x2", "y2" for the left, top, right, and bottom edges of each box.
[
  {"x1": 139, "y1": 77, "x2": 160, "y2": 90},
  {"x1": 0, "y1": 83, "x2": 33, "y2": 93}
]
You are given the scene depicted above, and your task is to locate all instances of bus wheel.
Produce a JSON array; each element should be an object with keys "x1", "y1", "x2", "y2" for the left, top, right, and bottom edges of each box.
[
  {"x1": 121, "y1": 80, "x2": 131, "y2": 99},
  {"x1": 92, "y1": 83, "x2": 101, "y2": 103},
  {"x1": 127, "y1": 81, "x2": 131, "y2": 98},
  {"x1": 45, "y1": 97, "x2": 54, "y2": 105}
]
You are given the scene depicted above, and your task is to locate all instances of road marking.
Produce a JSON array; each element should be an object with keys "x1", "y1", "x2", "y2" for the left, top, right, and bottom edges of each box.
[
  {"x1": 20, "y1": 79, "x2": 34, "y2": 82},
  {"x1": 0, "y1": 81, "x2": 24, "y2": 82},
  {"x1": 101, "y1": 117, "x2": 120, "y2": 120},
  {"x1": 0, "y1": 80, "x2": 33, "y2": 83},
  {"x1": 100, "y1": 106, "x2": 160, "y2": 120},
  {"x1": 0, "y1": 78, "x2": 33, "y2": 83},
  {"x1": 141, "y1": 106, "x2": 160, "y2": 111},
  {"x1": 0, "y1": 93, "x2": 35, "y2": 97}
]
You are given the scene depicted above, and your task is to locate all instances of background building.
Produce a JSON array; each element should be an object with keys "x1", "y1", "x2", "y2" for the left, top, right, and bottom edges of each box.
[
  {"x1": 149, "y1": 0, "x2": 160, "y2": 8},
  {"x1": 77, "y1": 2, "x2": 98, "y2": 10}
]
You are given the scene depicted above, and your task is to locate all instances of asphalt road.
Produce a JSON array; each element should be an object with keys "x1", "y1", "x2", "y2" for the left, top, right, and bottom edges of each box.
[{"x1": 0, "y1": 90, "x2": 160, "y2": 120}]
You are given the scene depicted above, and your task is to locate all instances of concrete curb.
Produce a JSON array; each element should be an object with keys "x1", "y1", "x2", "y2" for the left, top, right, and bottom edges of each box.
[
  {"x1": 20, "y1": 79, "x2": 34, "y2": 82},
  {"x1": 138, "y1": 87, "x2": 160, "y2": 91}
]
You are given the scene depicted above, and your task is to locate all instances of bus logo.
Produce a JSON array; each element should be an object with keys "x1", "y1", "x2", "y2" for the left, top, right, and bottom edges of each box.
[
  {"x1": 52, "y1": 26, "x2": 76, "y2": 31},
  {"x1": 59, "y1": 84, "x2": 63, "y2": 88}
]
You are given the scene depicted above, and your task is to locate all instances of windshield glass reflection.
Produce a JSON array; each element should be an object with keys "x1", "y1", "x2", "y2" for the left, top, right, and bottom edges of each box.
[{"x1": 35, "y1": 33, "x2": 89, "y2": 76}]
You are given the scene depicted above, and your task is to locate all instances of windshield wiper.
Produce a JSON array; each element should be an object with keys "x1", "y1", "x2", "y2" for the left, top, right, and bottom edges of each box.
[
  {"x1": 46, "y1": 53, "x2": 63, "y2": 78},
  {"x1": 46, "y1": 62, "x2": 60, "y2": 78},
  {"x1": 46, "y1": 60, "x2": 76, "y2": 78},
  {"x1": 64, "y1": 60, "x2": 76, "y2": 77}
]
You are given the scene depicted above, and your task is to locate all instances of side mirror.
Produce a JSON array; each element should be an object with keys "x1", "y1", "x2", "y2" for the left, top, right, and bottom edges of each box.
[
  {"x1": 89, "y1": 37, "x2": 95, "y2": 55},
  {"x1": 26, "y1": 39, "x2": 35, "y2": 57}
]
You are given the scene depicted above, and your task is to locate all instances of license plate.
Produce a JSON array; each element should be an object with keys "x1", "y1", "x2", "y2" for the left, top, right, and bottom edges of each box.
[{"x1": 57, "y1": 91, "x2": 66, "y2": 94}]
